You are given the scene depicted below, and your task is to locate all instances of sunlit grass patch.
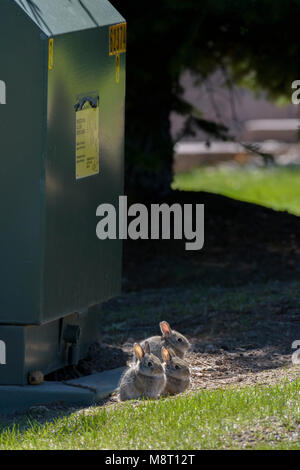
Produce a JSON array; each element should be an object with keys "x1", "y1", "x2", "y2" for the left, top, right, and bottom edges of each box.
[
  {"x1": 0, "y1": 379, "x2": 299, "y2": 450},
  {"x1": 173, "y1": 165, "x2": 300, "y2": 216}
]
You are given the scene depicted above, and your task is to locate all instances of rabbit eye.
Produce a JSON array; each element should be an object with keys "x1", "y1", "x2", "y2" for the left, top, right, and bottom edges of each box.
[
  {"x1": 177, "y1": 338, "x2": 182, "y2": 342},
  {"x1": 175, "y1": 365, "x2": 180, "y2": 369},
  {"x1": 148, "y1": 361, "x2": 153, "y2": 367}
]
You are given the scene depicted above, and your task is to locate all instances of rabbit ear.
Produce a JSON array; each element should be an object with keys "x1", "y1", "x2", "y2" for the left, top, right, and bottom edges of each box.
[
  {"x1": 161, "y1": 347, "x2": 171, "y2": 363},
  {"x1": 168, "y1": 348, "x2": 176, "y2": 357},
  {"x1": 144, "y1": 341, "x2": 150, "y2": 354},
  {"x1": 160, "y1": 321, "x2": 171, "y2": 337},
  {"x1": 134, "y1": 343, "x2": 144, "y2": 361}
]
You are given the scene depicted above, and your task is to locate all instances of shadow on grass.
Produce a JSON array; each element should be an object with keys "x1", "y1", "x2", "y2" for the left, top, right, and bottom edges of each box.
[
  {"x1": 0, "y1": 391, "x2": 116, "y2": 434},
  {"x1": 123, "y1": 190, "x2": 300, "y2": 292}
]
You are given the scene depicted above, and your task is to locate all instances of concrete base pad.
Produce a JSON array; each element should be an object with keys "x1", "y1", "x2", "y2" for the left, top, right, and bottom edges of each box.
[
  {"x1": 0, "y1": 367, "x2": 125, "y2": 415},
  {"x1": 66, "y1": 367, "x2": 125, "y2": 401}
]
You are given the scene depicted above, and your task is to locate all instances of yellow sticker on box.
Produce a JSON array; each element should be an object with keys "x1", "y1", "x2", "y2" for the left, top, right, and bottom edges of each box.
[
  {"x1": 76, "y1": 107, "x2": 99, "y2": 179},
  {"x1": 109, "y1": 22, "x2": 127, "y2": 55}
]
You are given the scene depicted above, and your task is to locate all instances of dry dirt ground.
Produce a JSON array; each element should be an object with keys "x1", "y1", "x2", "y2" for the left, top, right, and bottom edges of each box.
[
  {"x1": 47, "y1": 191, "x2": 300, "y2": 398},
  {"x1": 46, "y1": 281, "x2": 300, "y2": 401},
  {"x1": 69, "y1": 340, "x2": 298, "y2": 410},
  {"x1": 100, "y1": 296, "x2": 299, "y2": 404}
]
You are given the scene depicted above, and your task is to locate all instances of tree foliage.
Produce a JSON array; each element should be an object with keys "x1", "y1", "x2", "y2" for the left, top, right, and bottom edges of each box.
[{"x1": 111, "y1": 0, "x2": 300, "y2": 195}]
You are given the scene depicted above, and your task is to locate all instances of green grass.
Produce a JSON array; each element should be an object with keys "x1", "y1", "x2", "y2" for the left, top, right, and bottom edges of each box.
[
  {"x1": 173, "y1": 165, "x2": 300, "y2": 216},
  {"x1": 0, "y1": 380, "x2": 299, "y2": 449}
]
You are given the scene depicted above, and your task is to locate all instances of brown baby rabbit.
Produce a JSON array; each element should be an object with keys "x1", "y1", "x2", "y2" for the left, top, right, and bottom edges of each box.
[
  {"x1": 119, "y1": 342, "x2": 166, "y2": 401},
  {"x1": 140, "y1": 321, "x2": 190, "y2": 360},
  {"x1": 161, "y1": 347, "x2": 190, "y2": 396}
]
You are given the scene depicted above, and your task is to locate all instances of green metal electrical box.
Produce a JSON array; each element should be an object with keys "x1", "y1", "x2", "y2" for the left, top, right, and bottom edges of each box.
[{"x1": 0, "y1": 0, "x2": 126, "y2": 385}]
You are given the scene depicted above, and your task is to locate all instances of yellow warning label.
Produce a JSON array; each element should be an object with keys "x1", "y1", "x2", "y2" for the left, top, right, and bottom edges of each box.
[
  {"x1": 76, "y1": 107, "x2": 99, "y2": 179},
  {"x1": 48, "y1": 38, "x2": 54, "y2": 71},
  {"x1": 109, "y1": 22, "x2": 127, "y2": 55}
]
